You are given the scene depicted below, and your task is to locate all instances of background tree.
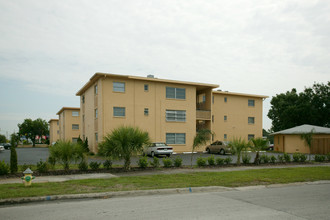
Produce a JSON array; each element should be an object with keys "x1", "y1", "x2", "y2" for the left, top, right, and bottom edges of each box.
[
  {"x1": 49, "y1": 140, "x2": 85, "y2": 171},
  {"x1": 262, "y1": 129, "x2": 273, "y2": 144},
  {"x1": 18, "y1": 118, "x2": 49, "y2": 146},
  {"x1": 250, "y1": 137, "x2": 268, "y2": 165},
  {"x1": 98, "y1": 126, "x2": 150, "y2": 170},
  {"x1": 191, "y1": 129, "x2": 212, "y2": 167},
  {"x1": 268, "y1": 82, "x2": 329, "y2": 131},
  {"x1": 0, "y1": 134, "x2": 7, "y2": 143},
  {"x1": 83, "y1": 137, "x2": 89, "y2": 153},
  {"x1": 229, "y1": 137, "x2": 249, "y2": 165},
  {"x1": 10, "y1": 133, "x2": 19, "y2": 173},
  {"x1": 300, "y1": 129, "x2": 314, "y2": 161}
]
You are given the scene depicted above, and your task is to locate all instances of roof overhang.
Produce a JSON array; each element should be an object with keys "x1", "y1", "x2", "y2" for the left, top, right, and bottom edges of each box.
[
  {"x1": 56, "y1": 107, "x2": 80, "y2": 115},
  {"x1": 212, "y1": 90, "x2": 268, "y2": 99}
]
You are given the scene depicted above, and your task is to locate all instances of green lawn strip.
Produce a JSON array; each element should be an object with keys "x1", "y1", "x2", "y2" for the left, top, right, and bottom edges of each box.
[{"x1": 1, "y1": 167, "x2": 330, "y2": 199}]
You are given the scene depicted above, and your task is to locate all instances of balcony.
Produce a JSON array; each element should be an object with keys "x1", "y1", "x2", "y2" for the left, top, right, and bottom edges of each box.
[{"x1": 196, "y1": 110, "x2": 211, "y2": 120}]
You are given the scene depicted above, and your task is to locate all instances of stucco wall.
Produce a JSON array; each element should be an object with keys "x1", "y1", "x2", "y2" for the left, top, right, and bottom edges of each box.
[{"x1": 49, "y1": 120, "x2": 59, "y2": 144}]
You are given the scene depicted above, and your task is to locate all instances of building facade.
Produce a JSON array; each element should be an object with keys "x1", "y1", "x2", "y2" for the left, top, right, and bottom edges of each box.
[
  {"x1": 48, "y1": 119, "x2": 59, "y2": 144},
  {"x1": 56, "y1": 107, "x2": 81, "y2": 143},
  {"x1": 76, "y1": 73, "x2": 268, "y2": 153}
]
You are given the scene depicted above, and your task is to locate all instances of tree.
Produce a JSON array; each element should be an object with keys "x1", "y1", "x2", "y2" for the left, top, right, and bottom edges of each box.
[
  {"x1": 191, "y1": 129, "x2": 212, "y2": 167},
  {"x1": 250, "y1": 137, "x2": 268, "y2": 165},
  {"x1": 83, "y1": 137, "x2": 89, "y2": 153},
  {"x1": 268, "y1": 82, "x2": 330, "y2": 131},
  {"x1": 10, "y1": 133, "x2": 19, "y2": 173},
  {"x1": 300, "y1": 129, "x2": 314, "y2": 161},
  {"x1": 18, "y1": 118, "x2": 49, "y2": 146},
  {"x1": 49, "y1": 140, "x2": 85, "y2": 171},
  {"x1": 0, "y1": 134, "x2": 7, "y2": 143},
  {"x1": 229, "y1": 137, "x2": 249, "y2": 165},
  {"x1": 98, "y1": 126, "x2": 150, "y2": 170}
]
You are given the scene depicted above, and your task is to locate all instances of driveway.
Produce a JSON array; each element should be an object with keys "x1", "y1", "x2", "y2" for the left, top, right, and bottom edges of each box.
[{"x1": 0, "y1": 147, "x2": 284, "y2": 166}]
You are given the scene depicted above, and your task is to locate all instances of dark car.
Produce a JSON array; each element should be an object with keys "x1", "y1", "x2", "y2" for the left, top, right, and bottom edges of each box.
[{"x1": 0, "y1": 143, "x2": 11, "y2": 150}]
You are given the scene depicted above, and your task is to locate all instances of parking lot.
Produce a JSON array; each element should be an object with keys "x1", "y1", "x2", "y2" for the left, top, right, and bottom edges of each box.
[{"x1": 0, "y1": 147, "x2": 283, "y2": 166}]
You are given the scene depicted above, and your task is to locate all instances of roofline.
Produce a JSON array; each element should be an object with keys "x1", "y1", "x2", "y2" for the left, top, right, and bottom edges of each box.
[
  {"x1": 48, "y1": 119, "x2": 59, "y2": 123},
  {"x1": 56, "y1": 107, "x2": 80, "y2": 115},
  {"x1": 76, "y1": 72, "x2": 219, "y2": 96},
  {"x1": 212, "y1": 90, "x2": 268, "y2": 98}
]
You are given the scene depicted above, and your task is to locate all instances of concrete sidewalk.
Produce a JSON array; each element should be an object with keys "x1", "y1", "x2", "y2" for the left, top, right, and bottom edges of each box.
[{"x1": 1, "y1": 163, "x2": 329, "y2": 185}]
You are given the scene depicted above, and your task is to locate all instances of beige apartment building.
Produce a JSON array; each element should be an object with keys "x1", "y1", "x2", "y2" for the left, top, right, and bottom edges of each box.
[
  {"x1": 48, "y1": 119, "x2": 59, "y2": 144},
  {"x1": 76, "y1": 73, "x2": 268, "y2": 153},
  {"x1": 56, "y1": 107, "x2": 81, "y2": 143}
]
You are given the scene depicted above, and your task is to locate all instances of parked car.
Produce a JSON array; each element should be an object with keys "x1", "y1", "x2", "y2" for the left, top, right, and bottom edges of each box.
[
  {"x1": 0, "y1": 145, "x2": 4, "y2": 152},
  {"x1": 205, "y1": 141, "x2": 231, "y2": 155},
  {"x1": 267, "y1": 144, "x2": 274, "y2": 151},
  {"x1": 143, "y1": 142, "x2": 173, "y2": 157}
]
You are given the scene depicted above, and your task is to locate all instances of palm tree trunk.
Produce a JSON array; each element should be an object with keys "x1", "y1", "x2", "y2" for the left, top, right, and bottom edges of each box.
[{"x1": 254, "y1": 151, "x2": 260, "y2": 165}]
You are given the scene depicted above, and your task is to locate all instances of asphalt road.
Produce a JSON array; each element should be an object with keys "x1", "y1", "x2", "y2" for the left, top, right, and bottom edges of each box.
[
  {"x1": 1, "y1": 182, "x2": 329, "y2": 219},
  {"x1": 0, "y1": 147, "x2": 284, "y2": 166}
]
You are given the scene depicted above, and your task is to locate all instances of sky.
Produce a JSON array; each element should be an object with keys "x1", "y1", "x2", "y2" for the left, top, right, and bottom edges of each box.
[{"x1": 0, "y1": 0, "x2": 329, "y2": 138}]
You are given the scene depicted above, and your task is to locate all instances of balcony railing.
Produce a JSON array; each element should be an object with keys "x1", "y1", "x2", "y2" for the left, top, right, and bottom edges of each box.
[{"x1": 196, "y1": 110, "x2": 211, "y2": 120}]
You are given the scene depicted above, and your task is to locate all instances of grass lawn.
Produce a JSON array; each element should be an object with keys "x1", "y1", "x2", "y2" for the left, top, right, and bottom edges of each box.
[{"x1": 1, "y1": 166, "x2": 330, "y2": 199}]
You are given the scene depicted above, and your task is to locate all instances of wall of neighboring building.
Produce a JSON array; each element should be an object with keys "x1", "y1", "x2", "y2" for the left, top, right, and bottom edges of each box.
[
  {"x1": 59, "y1": 109, "x2": 80, "y2": 142},
  {"x1": 100, "y1": 76, "x2": 197, "y2": 153},
  {"x1": 212, "y1": 93, "x2": 264, "y2": 142},
  {"x1": 274, "y1": 134, "x2": 330, "y2": 153},
  {"x1": 49, "y1": 120, "x2": 59, "y2": 144}
]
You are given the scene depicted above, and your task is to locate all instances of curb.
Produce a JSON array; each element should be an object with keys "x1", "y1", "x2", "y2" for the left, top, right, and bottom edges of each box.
[
  {"x1": 0, "y1": 186, "x2": 232, "y2": 206},
  {"x1": 2, "y1": 180, "x2": 330, "y2": 206}
]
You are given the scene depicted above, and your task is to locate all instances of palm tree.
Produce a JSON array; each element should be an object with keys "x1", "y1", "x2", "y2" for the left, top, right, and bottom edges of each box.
[
  {"x1": 250, "y1": 137, "x2": 268, "y2": 165},
  {"x1": 300, "y1": 129, "x2": 314, "y2": 161},
  {"x1": 191, "y1": 129, "x2": 212, "y2": 167},
  {"x1": 99, "y1": 126, "x2": 150, "y2": 170},
  {"x1": 229, "y1": 137, "x2": 250, "y2": 165},
  {"x1": 49, "y1": 140, "x2": 85, "y2": 170}
]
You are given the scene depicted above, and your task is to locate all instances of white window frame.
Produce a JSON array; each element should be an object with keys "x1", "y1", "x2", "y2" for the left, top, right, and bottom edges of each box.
[
  {"x1": 72, "y1": 124, "x2": 79, "y2": 130},
  {"x1": 166, "y1": 87, "x2": 186, "y2": 100},
  {"x1": 166, "y1": 133, "x2": 186, "y2": 144},
  {"x1": 113, "y1": 82, "x2": 125, "y2": 92},
  {"x1": 166, "y1": 110, "x2": 186, "y2": 122},
  {"x1": 113, "y1": 107, "x2": 125, "y2": 117},
  {"x1": 72, "y1": 111, "x2": 79, "y2": 117},
  {"x1": 248, "y1": 117, "x2": 255, "y2": 124},
  {"x1": 144, "y1": 108, "x2": 149, "y2": 116},
  {"x1": 248, "y1": 99, "x2": 255, "y2": 107}
]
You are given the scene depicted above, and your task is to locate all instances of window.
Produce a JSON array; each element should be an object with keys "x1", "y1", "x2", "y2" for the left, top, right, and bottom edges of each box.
[
  {"x1": 202, "y1": 95, "x2": 206, "y2": 102},
  {"x1": 224, "y1": 115, "x2": 227, "y2": 121},
  {"x1": 212, "y1": 95, "x2": 214, "y2": 104},
  {"x1": 57, "y1": 130, "x2": 59, "y2": 134},
  {"x1": 72, "y1": 111, "x2": 79, "y2": 117},
  {"x1": 95, "y1": 133, "x2": 98, "y2": 143},
  {"x1": 144, "y1": 108, "x2": 149, "y2": 116},
  {"x1": 113, "y1": 82, "x2": 125, "y2": 92},
  {"x1": 248, "y1": 134, "x2": 255, "y2": 140},
  {"x1": 212, "y1": 134, "x2": 214, "y2": 141},
  {"x1": 166, "y1": 133, "x2": 186, "y2": 144},
  {"x1": 72, "y1": 138, "x2": 78, "y2": 143},
  {"x1": 224, "y1": 97, "x2": 227, "y2": 103},
  {"x1": 83, "y1": 115, "x2": 85, "y2": 122},
  {"x1": 113, "y1": 107, "x2": 125, "y2": 117},
  {"x1": 212, "y1": 115, "x2": 214, "y2": 123},
  {"x1": 224, "y1": 134, "x2": 227, "y2": 140},
  {"x1": 248, "y1": 99, "x2": 255, "y2": 107},
  {"x1": 94, "y1": 85, "x2": 98, "y2": 95},
  {"x1": 82, "y1": 95, "x2": 85, "y2": 104},
  {"x1": 72, "y1": 124, "x2": 79, "y2": 130},
  {"x1": 95, "y1": 109, "x2": 98, "y2": 119},
  {"x1": 248, "y1": 117, "x2": 255, "y2": 124},
  {"x1": 144, "y1": 84, "x2": 149, "y2": 91},
  {"x1": 166, "y1": 110, "x2": 186, "y2": 122},
  {"x1": 166, "y1": 87, "x2": 186, "y2": 99},
  {"x1": 57, "y1": 121, "x2": 59, "y2": 125}
]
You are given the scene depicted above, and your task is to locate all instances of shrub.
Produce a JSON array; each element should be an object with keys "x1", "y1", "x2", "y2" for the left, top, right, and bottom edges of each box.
[
  {"x1": 270, "y1": 155, "x2": 277, "y2": 163},
  {"x1": 174, "y1": 157, "x2": 183, "y2": 167},
  {"x1": 89, "y1": 161, "x2": 101, "y2": 170},
  {"x1": 36, "y1": 160, "x2": 49, "y2": 173},
  {"x1": 0, "y1": 160, "x2": 9, "y2": 175},
  {"x1": 10, "y1": 133, "x2": 18, "y2": 174},
  {"x1": 260, "y1": 154, "x2": 270, "y2": 163},
  {"x1": 47, "y1": 156, "x2": 56, "y2": 169},
  {"x1": 242, "y1": 153, "x2": 251, "y2": 164},
  {"x1": 292, "y1": 153, "x2": 301, "y2": 162},
  {"x1": 196, "y1": 157, "x2": 207, "y2": 167},
  {"x1": 207, "y1": 156, "x2": 215, "y2": 166},
  {"x1": 277, "y1": 155, "x2": 284, "y2": 163},
  {"x1": 163, "y1": 158, "x2": 173, "y2": 168},
  {"x1": 103, "y1": 159, "x2": 112, "y2": 170},
  {"x1": 83, "y1": 137, "x2": 89, "y2": 153},
  {"x1": 216, "y1": 157, "x2": 224, "y2": 165},
  {"x1": 314, "y1": 155, "x2": 326, "y2": 162},
  {"x1": 224, "y1": 157, "x2": 233, "y2": 165},
  {"x1": 283, "y1": 153, "x2": 291, "y2": 163},
  {"x1": 327, "y1": 153, "x2": 330, "y2": 161},
  {"x1": 79, "y1": 160, "x2": 88, "y2": 171},
  {"x1": 149, "y1": 157, "x2": 160, "y2": 168},
  {"x1": 137, "y1": 157, "x2": 148, "y2": 169},
  {"x1": 300, "y1": 154, "x2": 307, "y2": 162}
]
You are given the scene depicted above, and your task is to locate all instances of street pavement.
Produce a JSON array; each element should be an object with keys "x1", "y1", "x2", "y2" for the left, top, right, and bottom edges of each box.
[{"x1": 1, "y1": 181, "x2": 329, "y2": 219}]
